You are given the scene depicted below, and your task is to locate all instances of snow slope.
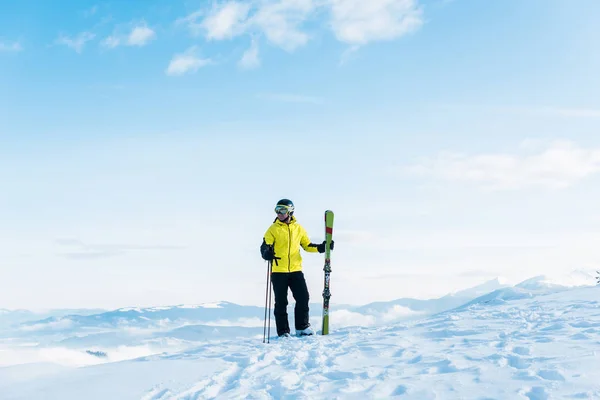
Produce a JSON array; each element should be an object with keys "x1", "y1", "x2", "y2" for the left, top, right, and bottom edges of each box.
[
  {"x1": 3, "y1": 278, "x2": 506, "y2": 339},
  {"x1": 1, "y1": 276, "x2": 599, "y2": 399},
  {"x1": 0, "y1": 280, "x2": 506, "y2": 363}
]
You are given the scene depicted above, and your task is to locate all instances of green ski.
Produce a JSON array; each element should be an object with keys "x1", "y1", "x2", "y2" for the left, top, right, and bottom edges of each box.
[{"x1": 321, "y1": 210, "x2": 334, "y2": 335}]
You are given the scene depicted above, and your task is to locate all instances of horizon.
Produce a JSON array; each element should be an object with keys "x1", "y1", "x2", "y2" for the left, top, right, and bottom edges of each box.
[
  {"x1": 1, "y1": 262, "x2": 599, "y2": 398},
  {"x1": 2, "y1": 0, "x2": 600, "y2": 310},
  {"x1": 1, "y1": 269, "x2": 596, "y2": 313}
]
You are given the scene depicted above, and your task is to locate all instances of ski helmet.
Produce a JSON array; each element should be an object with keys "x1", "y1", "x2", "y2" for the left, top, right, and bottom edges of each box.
[{"x1": 275, "y1": 198, "x2": 295, "y2": 215}]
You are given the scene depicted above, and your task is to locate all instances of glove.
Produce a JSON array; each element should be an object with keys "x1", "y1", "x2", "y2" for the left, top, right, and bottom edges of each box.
[
  {"x1": 316, "y1": 240, "x2": 334, "y2": 253},
  {"x1": 262, "y1": 245, "x2": 276, "y2": 261},
  {"x1": 260, "y1": 240, "x2": 281, "y2": 263}
]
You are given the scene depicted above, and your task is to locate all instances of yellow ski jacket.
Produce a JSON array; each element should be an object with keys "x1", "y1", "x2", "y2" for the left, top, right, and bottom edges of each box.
[{"x1": 261, "y1": 216, "x2": 319, "y2": 273}]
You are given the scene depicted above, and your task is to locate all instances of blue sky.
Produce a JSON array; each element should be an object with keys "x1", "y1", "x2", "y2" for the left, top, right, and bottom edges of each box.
[{"x1": 1, "y1": 0, "x2": 600, "y2": 310}]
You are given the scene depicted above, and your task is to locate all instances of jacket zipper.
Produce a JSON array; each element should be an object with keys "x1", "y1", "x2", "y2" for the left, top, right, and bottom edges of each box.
[{"x1": 287, "y1": 224, "x2": 291, "y2": 272}]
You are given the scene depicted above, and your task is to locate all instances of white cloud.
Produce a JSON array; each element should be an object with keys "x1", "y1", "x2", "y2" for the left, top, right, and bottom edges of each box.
[
  {"x1": 177, "y1": 0, "x2": 422, "y2": 57},
  {"x1": 175, "y1": 10, "x2": 206, "y2": 37},
  {"x1": 406, "y1": 140, "x2": 600, "y2": 190},
  {"x1": 0, "y1": 41, "x2": 22, "y2": 52},
  {"x1": 20, "y1": 318, "x2": 74, "y2": 332},
  {"x1": 181, "y1": 0, "x2": 314, "y2": 51},
  {"x1": 127, "y1": 25, "x2": 156, "y2": 46},
  {"x1": 329, "y1": 309, "x2": 377, "y2": 327},
  {"x1": 239, "y1": 38, "x2": 260, "y2": 69},
  {"x1": 202, "y1": 1, "x2": 252, "y2": 40},
  {"x1": 102, "y1": 24, "x2": 156, "y2": 49},
  {"x1": 101, "y1": 36, "x2": 121, "y2": 49},
  {"x1": 381, "y1": 305, "x2": 422, "y2": 322},
  {"x1": 328, "y1": 0, "x2": 423, "y2": 45},
  {"x1": 327, "y1": 306, "x2": 421, "y2": 328},
  {"x1": 55, "y1": 32, "x2": 96, "y2": 53},
  {"x1": 251, "y1": 0, "x2": 315, "y2": 52},
  {"x1": 166, "y1": 46, "x2": 212, "y2": 76}
]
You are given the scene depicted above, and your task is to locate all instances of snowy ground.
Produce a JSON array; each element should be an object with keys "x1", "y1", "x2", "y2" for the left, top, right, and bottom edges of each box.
[{"x1": 1, "y1": 277, "x2": 600, "y2": 399}]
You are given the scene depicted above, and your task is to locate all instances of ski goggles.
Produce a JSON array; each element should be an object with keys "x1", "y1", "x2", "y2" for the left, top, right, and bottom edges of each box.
[{"x1": 275, "y1": 205, "x2": 293, "y2": 215}]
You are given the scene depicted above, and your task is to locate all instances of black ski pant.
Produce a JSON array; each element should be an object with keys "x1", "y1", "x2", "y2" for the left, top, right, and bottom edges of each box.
[{"x1": 271, "y1": 271, "x2": 310, "y2": 336}]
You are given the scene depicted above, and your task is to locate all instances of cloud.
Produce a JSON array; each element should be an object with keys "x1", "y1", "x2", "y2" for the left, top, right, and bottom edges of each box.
[
  {"x1": 20, "y1": 318, "x2": 74, "y2": 332},
  {"x1": 329, "y1": 309, "x2": 377, "y2": 327},
  {"x1": 251, "y1": 0, "x2": 315, "y2": 52},
  {"x1": 380, "y1": 305, "x2": 422, "y2": 322},
  {"x1": 101, "y1": 36, "x2": 121, "y2": 49},
  {"x1": 406, "y1": 140, "x2": 600, "y2": 190},
  {"x1": 328, "y1": 0, "x2": 424, "y2": 45},
  {"x1": 239, "y1": 38, "x2": 260, "y2": 69},
  {"x1": 180, "y1": 0, "x2": 314, "y2": 52},
  {"x1": 55, "y1": 32, "x2": 96, "y2": 53},
  {"x1": 175, "y1": 10, "x2": 206, "y2": 37},
  {"x1": 101, "y1": 23, "x2": 156, "y2": 48},
  {"x1": 55, "y1": 239, "x2": 186, "y2": 260},
  {"x1": 127, "y1": 25, "x2": 156, "y2": 46},
  {"x1": 202, "y1": 1, "x2": 252, "y2": 40},
  {"x1": 327, "y1": 306, "x2": 421, "y2": 328},
  {"x1": 0, "y1": 41, "x2": 22, "y2": 52},
  {"x1": 177, "y1": 0, "x2": 423, "y2": 56},
  {"x1": 166, "y1": 46, "x2": 212, "y2": 76},
  {"x1": 256, "y1": 92, "x2": 324, "y2": 104}
]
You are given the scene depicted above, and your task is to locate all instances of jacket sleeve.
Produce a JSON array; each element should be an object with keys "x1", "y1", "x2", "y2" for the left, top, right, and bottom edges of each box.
[
  {"x1": 260, "y1": 226, "x2": 276, "y2": 259},
  {"x1": 300, "y1": 227, "x2": 319, "y2": 253},
  {"x1": 263, "y1": 225, "x2": 275, "y2": 245}
]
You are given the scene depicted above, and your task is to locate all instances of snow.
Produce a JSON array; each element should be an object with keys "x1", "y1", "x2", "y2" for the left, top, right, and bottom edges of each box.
[
  {"x1": 1, "y1": 276, "x2": 600, "y2": 399},
  {"x1": 179, "y1": 302, "x2": 225, "y2": 309},
  {"x1": 118, "y1": 307, "x2": 144, "y2": 313}
]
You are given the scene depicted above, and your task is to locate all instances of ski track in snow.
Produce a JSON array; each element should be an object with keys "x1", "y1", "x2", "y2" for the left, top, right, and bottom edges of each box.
[
  {"x1": 139, "y1": 287, "x2": 600, "y2": 399},
  {"x1": 2, "y1": 287, "x2": 600, "y2": 399}
]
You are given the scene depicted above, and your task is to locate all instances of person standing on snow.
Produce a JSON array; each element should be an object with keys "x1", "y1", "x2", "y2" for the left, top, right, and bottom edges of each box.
[{"x1": 260, "y1": 199, "x2": 334, "y2": 337}]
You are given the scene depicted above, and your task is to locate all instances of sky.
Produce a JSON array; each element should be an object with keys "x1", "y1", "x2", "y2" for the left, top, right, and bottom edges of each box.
[{"x1": 1, "y1": 0, "x2": 599, "y2": 310}]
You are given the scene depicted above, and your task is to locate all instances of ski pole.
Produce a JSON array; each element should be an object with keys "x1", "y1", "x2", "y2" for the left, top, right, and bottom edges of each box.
[
  {"x1": 267, "y1": 269, "x2": 272, "y2": 343},
  {"x1": 263, "y1": 260, "x2": 272, "y2": 343}
]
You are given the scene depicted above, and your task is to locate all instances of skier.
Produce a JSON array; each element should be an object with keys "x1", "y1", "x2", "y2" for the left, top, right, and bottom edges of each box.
[{"x1": 260, "y1": 199, "x2": 334, "y2": 337}]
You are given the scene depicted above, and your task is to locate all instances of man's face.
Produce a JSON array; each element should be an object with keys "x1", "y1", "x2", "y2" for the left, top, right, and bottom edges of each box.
[
  {"x1": 277, "y1": 212, "x2": 289, "y2": 221},
  {"x1": 275, "y1": 205, "x2": 291, "y2": 221}
]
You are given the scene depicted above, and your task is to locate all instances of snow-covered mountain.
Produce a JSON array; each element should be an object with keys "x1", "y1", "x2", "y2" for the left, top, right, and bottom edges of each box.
[
  {"x1": 0, "y1": 274, "x2": 598, "y2": 399},
  {"x1": 0, "y1": 308, "x2": 106, "y2": 329},
  {"x1": 347, "y1": 277, "x2": 510, "y2": 322},
  {"x1": 16, "y1": 301, "x2": 263, "y2": 332},
  {"x1": 0, "y1": 278, "x2": 511, "y2": 356},
  {"x1": 6, "y1": 278, "x2": 510, "y2": 340},
  {"x1": 0, "y1": 301, "x2": 271, "y2": 353}
]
